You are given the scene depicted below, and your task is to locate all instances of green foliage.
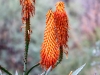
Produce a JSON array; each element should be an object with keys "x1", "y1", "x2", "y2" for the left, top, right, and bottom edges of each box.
[
  {"x1": 72, "y1": 63, "x2": 86, "y2": 75},
  {"x1": 15, "y1": 71, "x2": 18, "y2": 75}
]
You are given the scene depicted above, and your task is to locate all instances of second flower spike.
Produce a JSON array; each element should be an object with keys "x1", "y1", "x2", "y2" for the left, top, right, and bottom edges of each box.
[{"x1": 54, "y1": 1, "x2": 69, "y2": 48}]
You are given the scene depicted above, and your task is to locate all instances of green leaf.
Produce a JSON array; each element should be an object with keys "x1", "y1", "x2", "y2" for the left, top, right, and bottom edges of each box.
[
  {"x1": 72, "y1": 63, "x2": 86, "y2": 75},
  {"x1": 15, "y1": 71, "x2": 18, "y2": 75},
  {"x1": 39, "y1": 66, "x2": 52, "y2": 75},
  {"x1": 45, "y1": 66, "x2": 52, "y2": 75},
  {"x1": 40, "y1": 71, "x2": 46, "y2": 75},
  {"x1": 0, "y1": 70, "x2": 2, "y2": 75}
]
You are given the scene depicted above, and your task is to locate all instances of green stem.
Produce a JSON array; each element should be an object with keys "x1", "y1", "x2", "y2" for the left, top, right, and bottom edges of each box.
[
  {"x1": 23, "y1": 14, "x2": 30, "y2": 75},
  {"x1": 55, "y1": 46, "x2": 63, "y2": 66},
  {"x1": 25, "y1": 63, "x2": 40, "y2": 75},
  {"x1": 0, "y1": 65, "x2": 12, "y2": 75}
]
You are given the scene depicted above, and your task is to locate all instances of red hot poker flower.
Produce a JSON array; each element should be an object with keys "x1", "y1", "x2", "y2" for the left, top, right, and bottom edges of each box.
[
  {"x1": 20, "y1": 0, "x2": 35, "y2": 23},
  {"x1": 54, "y1": 1, "x2": 69, "y2": 48},
  {"x1": 40, "y1": 10, "x2": 60, "y2": 70}
]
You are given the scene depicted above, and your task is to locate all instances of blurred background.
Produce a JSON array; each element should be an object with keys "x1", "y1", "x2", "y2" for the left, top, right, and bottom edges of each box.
[{"x1": 0, "y1": 0, "x2": 100, "y2": 75}]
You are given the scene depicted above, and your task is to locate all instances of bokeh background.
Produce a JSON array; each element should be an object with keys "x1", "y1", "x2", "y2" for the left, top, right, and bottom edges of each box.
[{"x1": 0, "y1": 0, "x2": 100, "y2": 75}]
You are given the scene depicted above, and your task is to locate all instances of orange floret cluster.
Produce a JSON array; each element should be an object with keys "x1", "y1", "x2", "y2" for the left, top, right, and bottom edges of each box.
[
  {"x1": 40, "y1": 1, "x2": 69, "y2": 70},
  {"x1": 40, "y1": 10, "x2": 60, "y2": 70},
  {"x1": 54, "y1": 1, "x2": 69, "y2": 48},
  {"x1": 20, "y1": 0, "x2": 35, "y2": 23}
]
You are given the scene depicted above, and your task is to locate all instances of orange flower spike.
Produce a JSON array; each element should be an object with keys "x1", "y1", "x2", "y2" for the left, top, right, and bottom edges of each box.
[
  {"x1": 40, "y1": 10, "x2": 60, "y2": 70},
  {"x1": 20, "y1": 0, "x2": 35, "y2": 23},
  {"x1": 54, "y1": 1, "x2": 69, "y2": 48}
]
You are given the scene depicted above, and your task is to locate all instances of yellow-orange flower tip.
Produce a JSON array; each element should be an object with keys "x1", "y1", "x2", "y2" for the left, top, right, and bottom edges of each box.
[
  {"x1": 40, "y1": 10, "x2": 60, "y2": 70},
  {"x1": 20, "y1": 0, "x2": 35, "y2": 23},
  {"x1": 54, "y1": 1, "x2": 69, "y2": 48},
  {"x1": 55, "y1": 1, "x2": 65, "y2": 11}
]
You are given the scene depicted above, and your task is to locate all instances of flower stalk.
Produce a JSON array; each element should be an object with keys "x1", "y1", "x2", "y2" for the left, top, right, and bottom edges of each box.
[
  {"x1": 25, "y1": 63, "x2": 40, "y2": 75},
  {"x1": 0, "y1": 65, "x2": 12, "y2": 75},
  {"x1": 24, "y1": 13, "x2": 30, "y2": 75},
  {"x1": 55, "y1": 46, "x2": 63, "y2": 66},
  {"x1": 20, "y1": 0, "x2": 35, "y2": 75}
]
